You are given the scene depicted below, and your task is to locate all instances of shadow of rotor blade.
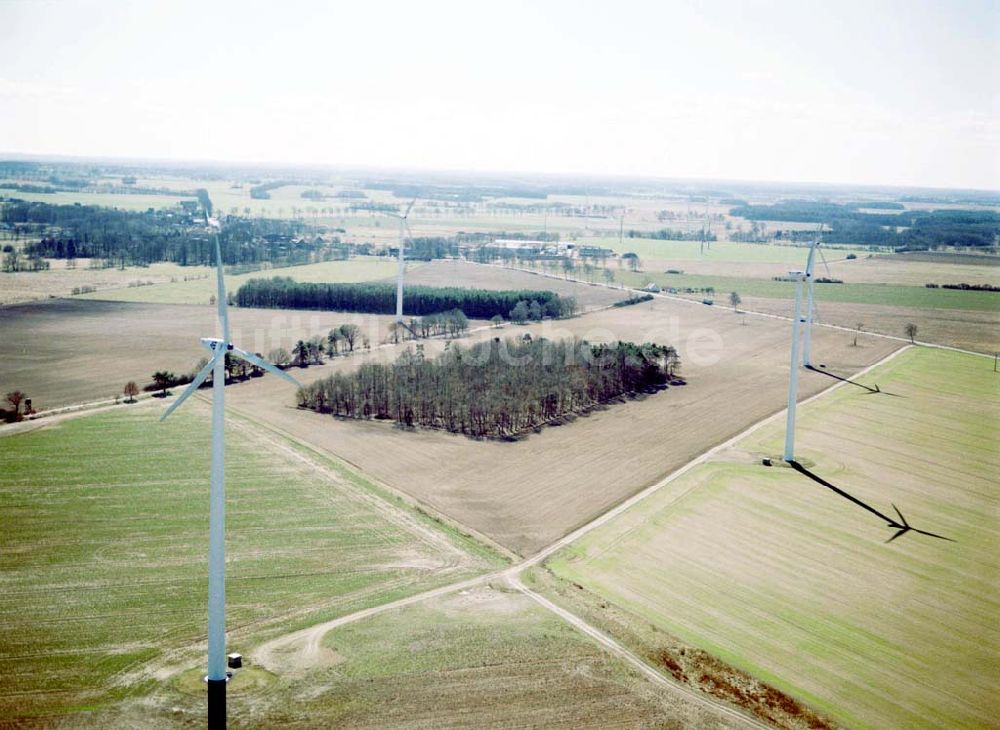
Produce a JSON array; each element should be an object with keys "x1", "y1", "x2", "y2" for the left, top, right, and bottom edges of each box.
[
  {"x1": 395, "y1": 320, "x2": 420, "y2": 339},
  {"x1": 790, "y1": 462, "x2": 954, "y2": 543},
  {"x1": 886, "y1": 528, "x2": 909, "y2": 543},
  {"x1": 863, "y1": 388, "x2": 903, "y2": 397},
  {"x1": 788, "y1": 460, "x2": 898, "y2": 525},
  {"x1": 805, "y1": 365, "x2": 892, "y2": 395},
  {"x1": 913, "y1": 528, "x2": 956, "y2": 542}
]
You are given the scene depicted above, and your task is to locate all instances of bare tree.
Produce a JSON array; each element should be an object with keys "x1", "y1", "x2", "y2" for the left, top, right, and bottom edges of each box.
[
  {"x1": 622, "y1": 252, "x2": 641, "y2": 272},
  {"x1": 268, "y1": 348, "x2": 291, "y2": 368},
  {"x1": 123, "y1": 381, "x2": 139, "y2": 403},
  {"x1": 339, "y1": 324, "x2": 361, "y2": 352},
  {"x1": 5, "y1": 391, "x2": 26, "y2": 419},
  {"x1": 904, "y1": 323, "x2": 918, "y2": 344},
  {"x1": 729, "y1": 291, "x2": 742, "y2": 311},
  {"x1": 151, "y1": 371, "x2": 174, "y2": 397},
  {"x1": 853, "y1": 322, "x2": 863, "y2": 347}
]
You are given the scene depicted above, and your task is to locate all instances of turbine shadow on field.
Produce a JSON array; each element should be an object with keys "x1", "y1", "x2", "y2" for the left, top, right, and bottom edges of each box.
[
  {"x1": 805, "y1": 364, "x2": 902, "y2": 396},
  {"x1": 787, "y1": 460, "x2": 953, "y2": 543}
]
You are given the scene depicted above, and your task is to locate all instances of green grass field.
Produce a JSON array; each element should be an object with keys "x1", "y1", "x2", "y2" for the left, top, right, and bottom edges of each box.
[
  {"x1": 593, "y1": 237, "x2": 869, "y2": 264},
  {"x1": 0, "y1": 188, "x2": 192, "y2": 211},
  {"x1": 0, "y1": 403, "x2": 498, "y2": 719},
  {"x1": 78, "y1": 257, "x2": 409, "y2": 304},
  {"x1": 547, "y1": 347, "x2": 999, "y2": 728},
  {"x1": 617, "y1": 269, "x2": 1000, "y2": 311},
  {"x1": 151, "y1": 586, "x2": 734, "y2": 727}
]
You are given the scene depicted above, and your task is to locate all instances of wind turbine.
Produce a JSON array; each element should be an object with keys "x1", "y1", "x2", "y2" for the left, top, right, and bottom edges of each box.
[
  {"x1": 783, "y1": 269, "x2": 807, "y2": 462},
  {"x1": 801, "y1": 226, "x2": 830, "y2": 368},
  {"x1": 388, "y1": 198, "x2": 417, "y2": 323},
  {"x1": 161, "y1": 194, "x2": 299, "y2": 729}
]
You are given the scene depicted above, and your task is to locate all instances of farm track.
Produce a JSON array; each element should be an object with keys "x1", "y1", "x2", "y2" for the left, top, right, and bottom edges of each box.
[{"x1": 244, "y1": 342, "x2": 909, "y2": 727}]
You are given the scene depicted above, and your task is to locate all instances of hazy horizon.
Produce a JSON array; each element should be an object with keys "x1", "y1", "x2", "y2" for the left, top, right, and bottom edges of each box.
[
  {"x1": 2, "y1": 0, "x2": 997, "y2": 190},
  {"x1": 5, "y1": 148, "x2": 1000, "y2": 195}
]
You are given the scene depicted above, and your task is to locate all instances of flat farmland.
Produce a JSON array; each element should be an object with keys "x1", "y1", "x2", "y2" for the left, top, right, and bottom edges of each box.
[
  {"x1": 390, "y1": 259, "x2": 625, "y2": 310},
  {"x1": 0, "y1": 260, "x2": 211, "y2": 306},
  {"x1": 547, "y1": 347, "x2": 999, "y2": 728},
  {"x1": 93, "y1": 586, "x2": 748, "y2": 728},
  {"x1": 226, "y1": 295, "x2": 900, "y2": 556},
  {"x1": 741, "y1": 295, "x2": 1000, "y2": 354},
  {"x1": 593, "y1": 236, "x2": 868, "y2": 267},
  {"x1": 0, "y1": 299, "x2": 403, "y2": 410},
  {"x1": 618, "y1": 269, "x2": 1000, "y2": 312},
  {"x1": 825, "y1": 253, "x2": 999, "y2": 287},
  {"x1": 0, "y1": 404, "x2": 498, "y2": 721},
  {"x1": 79, "y1": 257, "x2": 406, "y2": 305},
  {"x1": 606, "y1": 248, "x2": 998, "y2": 289},
  {"x1": 0, "y1": 188, "x2": 191, "y2": 210}
]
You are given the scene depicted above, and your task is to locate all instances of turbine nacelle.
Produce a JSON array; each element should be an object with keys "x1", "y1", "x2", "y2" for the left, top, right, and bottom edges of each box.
[{"x1": 200, "y1": 337, "x2": 232, "y2": 353}]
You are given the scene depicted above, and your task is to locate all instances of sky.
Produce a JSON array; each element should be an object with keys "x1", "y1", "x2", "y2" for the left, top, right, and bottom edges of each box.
[{"x1": 1, "y1": 0, "x2": 997, "y2": 190}]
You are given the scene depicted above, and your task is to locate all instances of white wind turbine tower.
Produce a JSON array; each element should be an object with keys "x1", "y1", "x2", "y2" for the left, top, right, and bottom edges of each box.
[
  {"x1": 388, "y1": 198, "x2": 417, "y2": 323},
  {"x1": 160, "y1": 194, "x2": 299, "y2": 728},
  {"x1": 801, "y1": 226, "x2": 829, "y2": 369},
  {"x1": 783, "y1": 268, "x2": 807, "y2": 463}
]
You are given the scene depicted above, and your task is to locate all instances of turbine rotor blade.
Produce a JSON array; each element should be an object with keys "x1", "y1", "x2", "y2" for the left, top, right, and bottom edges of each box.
[
  {"x1": 213, "y1": 233, "x2": 230, "y2": 345},
  {"x1": 403, "y1": 197, "x2": 416, "y2": 219},
  {"x1": 160, "y1": 352, "x2": 221, "y2": 421},
  {"x1": 819, "y1": 246, "x2": 832, "y2": 279},
  {"x1": 230, "y1": 346, "x2": 301, "y2": 387}
]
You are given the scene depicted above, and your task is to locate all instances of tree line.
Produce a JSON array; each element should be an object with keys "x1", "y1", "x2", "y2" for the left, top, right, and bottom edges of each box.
[
  {"x1": 1, "y1": 200, "x2": 319, "y2": 267},
  {"x1": 297, "y1": 337, "x2": 681, "y2": 439},
  {"x1": 730, "y1": 202, "x2": 999, "y2": 250},
  {"x1": 627, "y1": 228, "x2": 717, "y2": 242},
  {"x1": 235, "y1": 277, "x2": 578, "y2": 319}
]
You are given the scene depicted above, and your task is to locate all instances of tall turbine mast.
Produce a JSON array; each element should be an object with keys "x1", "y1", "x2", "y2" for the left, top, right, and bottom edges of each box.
[
  {"x1": 784, "y1": 269, "x2": 807, "y2": 462},
  {"x1": 802, "y1": 226, "x2": 830, "y2": 368},
  {"x1": 161, "y1": 193, "x2": 299, "y2": 728},
  {"x1": 801, "y1": 239, "x2": 818, "y2": 368},
  {"x1": 391, "y1": 198, "x2": 417, "y2": 323}
]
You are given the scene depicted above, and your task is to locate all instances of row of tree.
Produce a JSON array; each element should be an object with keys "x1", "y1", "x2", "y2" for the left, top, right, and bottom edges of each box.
[
  {"x1": 730, "y1": 202, "x2": 999, "y2": 249},
  {"x1": 1, "y1": 200, "x2": 319, "y2": 267},
  {"x1": 297, "y1": 337, "x2": 680, "y2": 439},
  {"x1": 627, "y1": 228, "x2": 717, "y2": 242},
  {"x1": 235, "y1": 277, "x2": 578, "y2": 319}
]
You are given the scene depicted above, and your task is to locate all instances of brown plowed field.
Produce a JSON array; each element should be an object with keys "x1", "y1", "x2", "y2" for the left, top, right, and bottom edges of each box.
[
  {"x1": 0, "y1": 299, "x2": 403, "y2": 410},
  {"x1": 226, "y1": 295, "x2": 901, "y2": 556}
]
